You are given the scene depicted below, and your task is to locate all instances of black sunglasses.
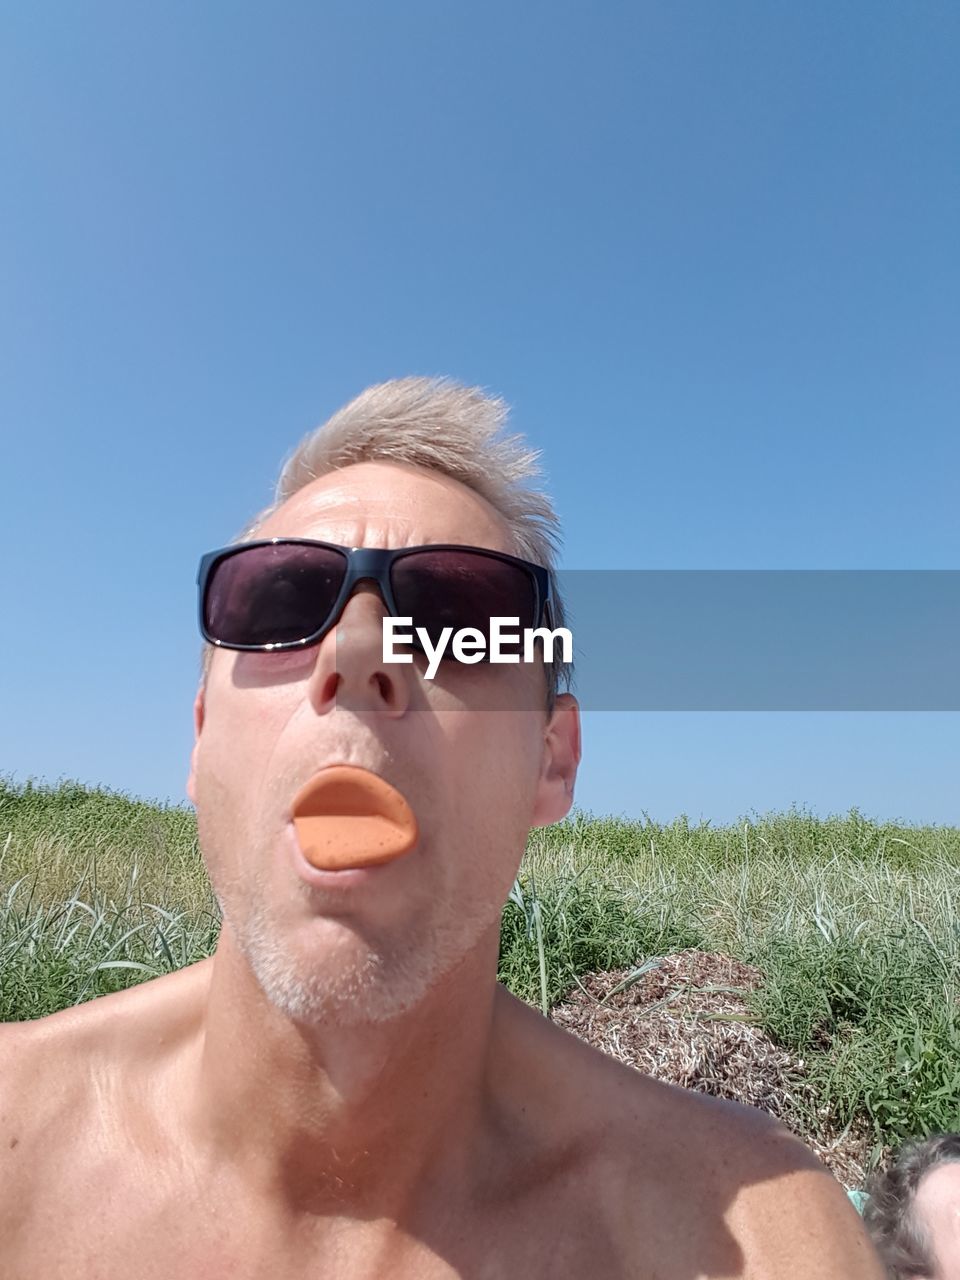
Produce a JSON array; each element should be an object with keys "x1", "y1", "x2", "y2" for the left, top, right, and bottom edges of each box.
[{"x1": 197, "y1": 539, "x2": 551, "y2": 654}]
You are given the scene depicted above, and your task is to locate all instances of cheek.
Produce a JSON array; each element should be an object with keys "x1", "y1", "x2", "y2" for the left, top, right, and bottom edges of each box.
[
  {"x1": 437, "y1": 711, "x2": 544, "y2": 841},
  {"x1": 192, "y1": 681, "x2": 296, "y2": 854},
  {"x1": 202, "y1": 666, "x2": 295, "y2": 774}
]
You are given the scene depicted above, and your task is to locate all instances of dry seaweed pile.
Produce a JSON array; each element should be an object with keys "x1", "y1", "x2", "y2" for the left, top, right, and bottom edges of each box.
[{"x1": 550, "y1": 949, "x2": 870, "y2": 1188}]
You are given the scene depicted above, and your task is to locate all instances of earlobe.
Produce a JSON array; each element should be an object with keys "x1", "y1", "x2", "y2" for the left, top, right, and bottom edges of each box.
[
  {"x1": 185, "y1": 687, "x2": 205, "y2": 806},
  {"x1": 531, "y1": 694, "x2": 581, "y2": 828}
]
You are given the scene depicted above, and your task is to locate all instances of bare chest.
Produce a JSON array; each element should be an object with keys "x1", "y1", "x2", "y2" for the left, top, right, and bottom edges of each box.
[{"x1": 5, "y1": 1153, "x2": 642, "y2": 1280}]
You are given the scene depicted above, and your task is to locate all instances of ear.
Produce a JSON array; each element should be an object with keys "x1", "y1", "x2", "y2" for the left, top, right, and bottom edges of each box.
[
  {"x1": 531, "y1": 694, "x2": 581, "y2": 828},
  {"x1": 185, "y1": 686, "x2": 205, "y2": 806}
]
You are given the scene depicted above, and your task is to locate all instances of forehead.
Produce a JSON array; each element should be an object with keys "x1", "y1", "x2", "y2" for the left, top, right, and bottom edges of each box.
[
  {"x1": 916, "y1": 1160, "x2": 960, "y2": 1220},
  {"x1": 915, "y1": 1161, "x2": 960, "y2": 1266},
  {"x1": 257, "y1": 461, "x2": 516, "y2": 553}
]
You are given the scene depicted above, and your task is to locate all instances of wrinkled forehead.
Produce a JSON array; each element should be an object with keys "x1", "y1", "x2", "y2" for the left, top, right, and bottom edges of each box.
[{"x1": 257, "y1": 461, "x2": 517, "y2": 555}]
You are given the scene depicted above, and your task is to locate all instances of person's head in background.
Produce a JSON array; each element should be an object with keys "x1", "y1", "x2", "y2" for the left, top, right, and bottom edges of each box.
[{"x1": 865, "y1": 1132, "x2": 960, "y2": 1279}]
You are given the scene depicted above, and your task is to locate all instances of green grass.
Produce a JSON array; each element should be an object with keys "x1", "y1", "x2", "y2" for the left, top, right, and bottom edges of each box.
[
  {"x1": 0, "y1": 777, "x2": 218, "y2": 1017},
  {"x1": 512, "y1": 813, "x2": 960, "y2": 1153},
  {"x1": 2, "y1": 776, "x2": 958, "y2": 1156}
]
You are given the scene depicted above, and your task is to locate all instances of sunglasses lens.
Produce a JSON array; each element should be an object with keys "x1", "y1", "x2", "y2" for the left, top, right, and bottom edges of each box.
[
  {"x1": 204, "y1": 543, "x2": 347, "y2": 647},
  {"x1": 390, "y1": 550, "x2": 539, "y2": 650}
]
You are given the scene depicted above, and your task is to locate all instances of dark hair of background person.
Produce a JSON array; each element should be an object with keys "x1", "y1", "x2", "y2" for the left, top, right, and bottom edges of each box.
[{"x1": 864, "y1": 1132, "x2": 960, "y2": 1278}]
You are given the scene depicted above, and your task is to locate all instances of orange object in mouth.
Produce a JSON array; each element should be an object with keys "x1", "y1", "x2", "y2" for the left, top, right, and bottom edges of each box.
[{"x1": 291, "y1": 766, "x2": 419, "y2": 870}]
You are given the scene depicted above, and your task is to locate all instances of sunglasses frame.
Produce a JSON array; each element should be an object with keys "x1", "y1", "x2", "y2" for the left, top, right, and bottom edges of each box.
[{"x1": 197, "y1": 538, "x2": 552, "y2": 653}]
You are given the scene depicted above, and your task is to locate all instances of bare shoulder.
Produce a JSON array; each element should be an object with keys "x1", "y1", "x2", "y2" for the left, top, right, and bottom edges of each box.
[
  {"x1": 595, "y1": 1054, "x2": 883, "y2": 1278},
  {"x1": 497, "y1": 993, "x2": 883, "y2": 1279},
  {"x1": 665, "y1": 1088, "x2": 883, "y2": 1279},
  {"x1": 0, "y1": 961, "x2": 211, "y2": 1194},
  {"x1": 716, "y1": 1100, "x2": 885, "y2": 1280},
  {"x1": 0, "y1": 1012, "x2": 70, "y2": 1139},
  {"x1": 0, "y1": 1011, "x2": 82, "y2": 1236},
  {"x1": 0, "y1": 960, "x2": 197, "y2": 1081},
  {"x1": 0, "y1": 984, "x2": 141, "y2": 1162}
]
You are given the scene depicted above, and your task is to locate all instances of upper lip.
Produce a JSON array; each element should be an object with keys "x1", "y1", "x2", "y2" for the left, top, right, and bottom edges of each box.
[{"x1": 285, "y1": 761, "x2": 407, "y2": 820}]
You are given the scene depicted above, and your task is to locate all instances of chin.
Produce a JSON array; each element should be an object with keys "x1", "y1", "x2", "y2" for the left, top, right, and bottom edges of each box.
[
  {"x1": 217, "y1": 873, "x2": 505, "y2": 1027},
  {"x1": 228, "y1": 907, "x2": 447, "y2": 1027}
]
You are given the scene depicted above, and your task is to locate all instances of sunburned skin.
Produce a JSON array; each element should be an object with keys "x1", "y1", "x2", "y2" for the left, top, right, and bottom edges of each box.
[{"x1": 291, "y1": 766, "x2": 419, "y2": 870}]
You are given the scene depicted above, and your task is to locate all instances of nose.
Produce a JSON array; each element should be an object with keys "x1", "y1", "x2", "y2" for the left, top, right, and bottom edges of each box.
[{"x1": 306, "y1": 582, "x2": 411, "y2": 716}]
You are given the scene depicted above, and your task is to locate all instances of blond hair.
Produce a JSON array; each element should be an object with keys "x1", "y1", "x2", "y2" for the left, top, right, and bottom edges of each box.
[{"x1": 201, "y1": 376, "x2": 570, "y2": 702}]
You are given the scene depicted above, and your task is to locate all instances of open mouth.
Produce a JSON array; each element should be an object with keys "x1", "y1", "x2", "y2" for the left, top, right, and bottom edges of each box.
[{"x1": 291, "y1": 766, "x2": 419, "y2": 871}]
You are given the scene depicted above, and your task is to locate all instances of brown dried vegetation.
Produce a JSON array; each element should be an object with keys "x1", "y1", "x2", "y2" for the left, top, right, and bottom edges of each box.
[{"x1": 550, "y1": 949, "x2": 872, "y2": 1188}]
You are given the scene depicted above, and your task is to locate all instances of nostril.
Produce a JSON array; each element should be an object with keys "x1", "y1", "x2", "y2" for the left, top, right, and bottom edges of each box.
[
  {"x1": 319, "y1": 670, "x2": 342, "y2": 707},
  {"x1": 374, "y1": 672, "x2": 393, "y2": 703}
]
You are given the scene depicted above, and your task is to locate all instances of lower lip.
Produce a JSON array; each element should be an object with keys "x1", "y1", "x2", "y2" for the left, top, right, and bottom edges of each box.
[{"x1": 284, "y1": 823, "x2": 411, "y2": 889}]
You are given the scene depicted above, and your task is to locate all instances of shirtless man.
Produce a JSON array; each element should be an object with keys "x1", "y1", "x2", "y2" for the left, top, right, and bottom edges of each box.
[{"x1": 1, "y1": 379, "x2": 882, "y2": 1278}]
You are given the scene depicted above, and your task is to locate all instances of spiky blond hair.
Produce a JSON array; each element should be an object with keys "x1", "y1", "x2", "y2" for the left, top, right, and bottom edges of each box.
[{"x1": 201, "y1": 376, "x2": 570, "y2": 702}]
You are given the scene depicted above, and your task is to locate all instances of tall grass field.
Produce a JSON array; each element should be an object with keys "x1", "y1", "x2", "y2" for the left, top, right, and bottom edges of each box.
[{"x1": 2, "y1": 776, "x2": 958, "y2": 1167}]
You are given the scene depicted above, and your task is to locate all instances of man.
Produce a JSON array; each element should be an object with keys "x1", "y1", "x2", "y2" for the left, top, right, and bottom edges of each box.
[
  {"x1": 865, "y1": 1132, "x2": 960, "y2": 1278},
  {"x1": 1, "y1": 378, "x2": 882, "y2": 1278}
]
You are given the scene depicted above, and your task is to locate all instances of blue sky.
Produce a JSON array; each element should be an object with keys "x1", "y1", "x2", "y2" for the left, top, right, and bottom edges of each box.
[{"x1": 2, "y1": 2, "x2": 957, "y2": 824}]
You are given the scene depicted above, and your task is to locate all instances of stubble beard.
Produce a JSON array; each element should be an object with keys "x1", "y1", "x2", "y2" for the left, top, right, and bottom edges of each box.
[{"x1": 214, "y1": 869, "x2": 499, "y2": 1028}]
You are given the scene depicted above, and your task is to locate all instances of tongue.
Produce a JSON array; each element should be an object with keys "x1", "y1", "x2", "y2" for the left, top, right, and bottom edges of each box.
[{"x1": 291, "y1": 766, "x2": 419, "y2": 870}]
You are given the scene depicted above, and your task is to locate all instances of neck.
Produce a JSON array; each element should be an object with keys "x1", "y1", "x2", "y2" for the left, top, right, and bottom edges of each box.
[{"x1": 184, "y1": 923, "x2": 505, "y2": 1219}]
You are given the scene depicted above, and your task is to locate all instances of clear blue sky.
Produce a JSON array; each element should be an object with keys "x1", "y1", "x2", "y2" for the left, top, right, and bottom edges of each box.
[{"x1": 2, "y1": 2, "x2": 958, "y2": 824}]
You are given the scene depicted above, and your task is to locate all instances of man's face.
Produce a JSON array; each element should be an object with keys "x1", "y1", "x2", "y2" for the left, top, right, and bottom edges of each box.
[
  {"x1": 914, "y1": 1161, "x2": 960, "y2": 1280},
  {"x1": 187, "y1": 461, "x2": 579, "y2": 1024}
]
